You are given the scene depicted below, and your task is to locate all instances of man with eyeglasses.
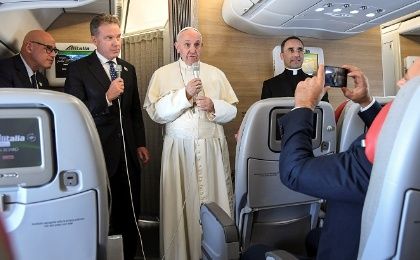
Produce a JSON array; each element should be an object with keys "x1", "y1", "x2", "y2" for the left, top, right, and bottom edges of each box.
[
  {"x1": 0, "y1": 30, "x2": 57, "y2": 89},
  {"x1": 261, "y1": 36, "x2": 329, "y2": 102}
]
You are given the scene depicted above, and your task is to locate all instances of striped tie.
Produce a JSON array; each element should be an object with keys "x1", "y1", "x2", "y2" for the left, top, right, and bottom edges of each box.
[{"x1": 108, "y1": 61, "x2": 117, "y2": 80}]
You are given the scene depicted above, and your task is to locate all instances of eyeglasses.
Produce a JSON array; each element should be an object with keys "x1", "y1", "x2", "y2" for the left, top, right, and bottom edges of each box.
[{"x1": 30, "y1": 41, "x2": 59, "y2": 55}]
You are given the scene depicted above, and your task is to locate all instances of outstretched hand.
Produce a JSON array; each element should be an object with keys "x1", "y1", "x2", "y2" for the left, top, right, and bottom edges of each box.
[{"x1": 294, "y1": 64, "x2": 328, "y2": 110}]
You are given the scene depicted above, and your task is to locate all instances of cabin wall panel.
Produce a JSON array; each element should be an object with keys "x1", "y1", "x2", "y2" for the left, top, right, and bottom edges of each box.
[
  {"x1": 48, "y1": 13, "x2": 94, "y2": 43},
  {"x1": 198, "y1": 0, "x2": 384, "y2": 167}
]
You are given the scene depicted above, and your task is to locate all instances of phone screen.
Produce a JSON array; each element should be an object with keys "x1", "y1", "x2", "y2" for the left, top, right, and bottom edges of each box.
[{"x1": 325, "y1": 66, "x2": 348, "y2": 87}]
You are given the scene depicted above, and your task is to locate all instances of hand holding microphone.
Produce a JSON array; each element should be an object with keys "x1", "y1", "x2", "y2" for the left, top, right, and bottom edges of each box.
[
  {"x1": 186, "y1": 62, "x2": 202, "y2": 97},
  {"x1": 107, "y1": 64, "x2": 125, "y2": 101}
]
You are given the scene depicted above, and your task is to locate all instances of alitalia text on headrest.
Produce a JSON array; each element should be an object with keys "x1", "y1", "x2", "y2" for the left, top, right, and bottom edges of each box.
[{"x1": 0, "y1": 134, "x2": 25, "y2": 142}]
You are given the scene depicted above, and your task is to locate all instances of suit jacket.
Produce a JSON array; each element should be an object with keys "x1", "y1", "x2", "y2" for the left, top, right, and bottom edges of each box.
[
  {"x1": 0, "y1": 54, "x2": 49, "y2": 88},
  {"x1": 278, "y1": 102, "x2": 382, "y2": 260},
  {"x1": 64, "y1": 52, "x2": 146, "y2": 177},
  {"x1": 261, "y1": 69, "x2": 329, "y2": 102}
]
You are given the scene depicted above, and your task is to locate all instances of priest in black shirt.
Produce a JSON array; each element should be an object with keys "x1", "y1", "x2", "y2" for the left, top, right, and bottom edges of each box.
[{"x1": 261, "y1": 36, "x2": 329, "y2": 102}]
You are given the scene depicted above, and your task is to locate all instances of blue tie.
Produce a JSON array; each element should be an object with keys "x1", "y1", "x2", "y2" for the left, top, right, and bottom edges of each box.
[{"x1": 108, "y1": 61, "x2": 117, "y2": 80}]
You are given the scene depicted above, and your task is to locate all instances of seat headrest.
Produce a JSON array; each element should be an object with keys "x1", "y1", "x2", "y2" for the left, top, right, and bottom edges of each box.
[
  {"x1": 364, "y1": 102, "x2": 393, "y2": 164},
  {"x1": 334, "y1": 99, "x2": 349, "y2": 122}
]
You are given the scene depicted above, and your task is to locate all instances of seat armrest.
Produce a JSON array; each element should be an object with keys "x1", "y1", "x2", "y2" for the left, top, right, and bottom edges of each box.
[
  {"x1": 265, "y1": 250, "x2": 299, "y2": 260},
  {"x1": 201, "y1": 202, "x2": 240, "y2": 260},
  {"x1": 202, "y1": 202, "x2": 238, "y2": 242}
]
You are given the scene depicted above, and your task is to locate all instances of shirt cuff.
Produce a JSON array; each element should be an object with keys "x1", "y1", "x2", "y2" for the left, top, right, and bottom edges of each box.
[
  {"x1": 105, "y1": 94, "x2": 112, "y2": 106},
  {"x1": 292, "y1": 107, "x2": 306, "y2": 111},
  {"x1": 360, "y1": 97, "x2": 376, "y2": 112}
]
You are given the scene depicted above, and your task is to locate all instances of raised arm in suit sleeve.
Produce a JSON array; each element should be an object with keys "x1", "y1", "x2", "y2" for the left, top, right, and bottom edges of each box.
[
  {"x1": 358, "y1": 101, "x2": 382, "y2": 127},
  {"x1": 278, "y1": 108, "x2": 373, "y2": 203}
]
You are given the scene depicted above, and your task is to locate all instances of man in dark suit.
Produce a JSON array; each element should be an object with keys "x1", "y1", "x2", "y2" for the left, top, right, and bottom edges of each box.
[
  {"x1": 0, "y1": 30, "x2": 57, "y2": 89},
  {"x1": 261, "y1": 36, "x2": 328, "y2": 102},
  {"x1": 278, "y1": 64, "x2": 383, "y2": 260},
  {"x1": 64, "y1": 14, "x2": 150, "y2": 260}
]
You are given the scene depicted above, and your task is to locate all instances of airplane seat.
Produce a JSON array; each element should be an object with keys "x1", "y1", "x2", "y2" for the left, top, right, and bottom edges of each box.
[
  {"x1": 358, "y1": 77, "x2": 420, "y2": 260},
  {"x1": 201, "y1": 98, "x2": 337, "y2": 259},
  {"x1": 336, "y1": 97, "x2": 394, "y2": 152},
  {"x1": 364, "y1": 102, "x2": 392, "y2": 164},
  {"x1": 334, "y1": 99, "x2": 349, "y2": 122},
  {"x1": 267, "y1": 77, "x2": 420, "y2": 260},
  {"x1": 0, "y1": 89, "x2": 109, "y2": 260}
]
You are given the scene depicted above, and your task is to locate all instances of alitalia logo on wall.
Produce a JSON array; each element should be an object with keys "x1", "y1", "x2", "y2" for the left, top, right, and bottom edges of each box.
[{"x1": 65, "y1": 45, "x2": 91, "y2": 51}]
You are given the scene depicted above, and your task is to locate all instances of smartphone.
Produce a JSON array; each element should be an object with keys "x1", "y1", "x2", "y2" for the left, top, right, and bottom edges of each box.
[{"x1": 324, "y1": 66, "x2": 349, "y2": 87}]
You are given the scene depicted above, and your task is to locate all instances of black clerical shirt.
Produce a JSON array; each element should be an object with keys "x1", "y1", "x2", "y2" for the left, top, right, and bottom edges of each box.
[{"x1": 261, "y1": 68, "x2": 329, "y2": 102}]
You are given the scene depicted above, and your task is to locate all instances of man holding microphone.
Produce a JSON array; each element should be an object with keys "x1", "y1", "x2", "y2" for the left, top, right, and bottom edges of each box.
[{"x1": 64, "y1": 14, "x2": 150, "y2": 260}]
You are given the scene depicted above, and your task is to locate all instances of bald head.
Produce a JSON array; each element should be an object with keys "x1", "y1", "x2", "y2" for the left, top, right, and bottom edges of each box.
[
  {"x1": 22, "y1": 30, "x2": 55, "y2": 52},
  {"x1": 398, "y1": 58, "x2": 420, "y2": 88},
  {"x1": 20, "y1": 30, "x2": 57, "y2": 71}
]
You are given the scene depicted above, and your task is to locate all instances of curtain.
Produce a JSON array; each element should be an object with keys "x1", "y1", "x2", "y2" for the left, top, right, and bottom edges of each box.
[
  {"x1": 168, "y1": 0, "x2": 197, "y2": 61},
  {"x1": 122, "y1": 29, "x2": 164, "y2": 216}
]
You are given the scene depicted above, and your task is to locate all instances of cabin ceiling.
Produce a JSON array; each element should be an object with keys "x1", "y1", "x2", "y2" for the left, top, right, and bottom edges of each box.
[
  {"x1": 223, "y1": 0, "x2": 420, "y2": 39},
  {"x1": 0, "y1": 0, "x2": 97, "y2": 12},
  {"x1": 63, "y1": 0, "x2": 113, "y2": 14}
]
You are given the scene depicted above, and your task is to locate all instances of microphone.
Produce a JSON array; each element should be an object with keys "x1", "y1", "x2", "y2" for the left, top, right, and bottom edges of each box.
[
  {"x1": 192, "y1": 62, "x2": 200, "y2": 78},
  {"x1": 115, "y1": 64, "x2": 123, "y2": 102},
  {"x1": 192, "y1": 62, "x2": 201, "y2": 114},
  {"x1": 115, "y1": 64, "x2": 122, "y2": 78}
]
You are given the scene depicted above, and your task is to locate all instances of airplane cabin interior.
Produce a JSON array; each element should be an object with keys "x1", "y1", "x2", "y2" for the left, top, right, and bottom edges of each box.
[{"x1": 0, "y1": 0, "x2": 419, "y2": 259}]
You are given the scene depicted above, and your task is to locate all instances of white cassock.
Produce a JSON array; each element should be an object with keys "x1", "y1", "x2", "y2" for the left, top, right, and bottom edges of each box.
[{"x1": 144, "y1": 58, "x2": 238, "y2": 260}]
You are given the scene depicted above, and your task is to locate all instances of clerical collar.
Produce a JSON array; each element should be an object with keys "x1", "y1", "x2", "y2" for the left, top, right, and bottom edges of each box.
[
  {"x1": 178, "y1": 58, "x2": 199, "y2": 70},
  {"x1": 285, "y1": 67, "x2": 302, "y2": 76}
]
